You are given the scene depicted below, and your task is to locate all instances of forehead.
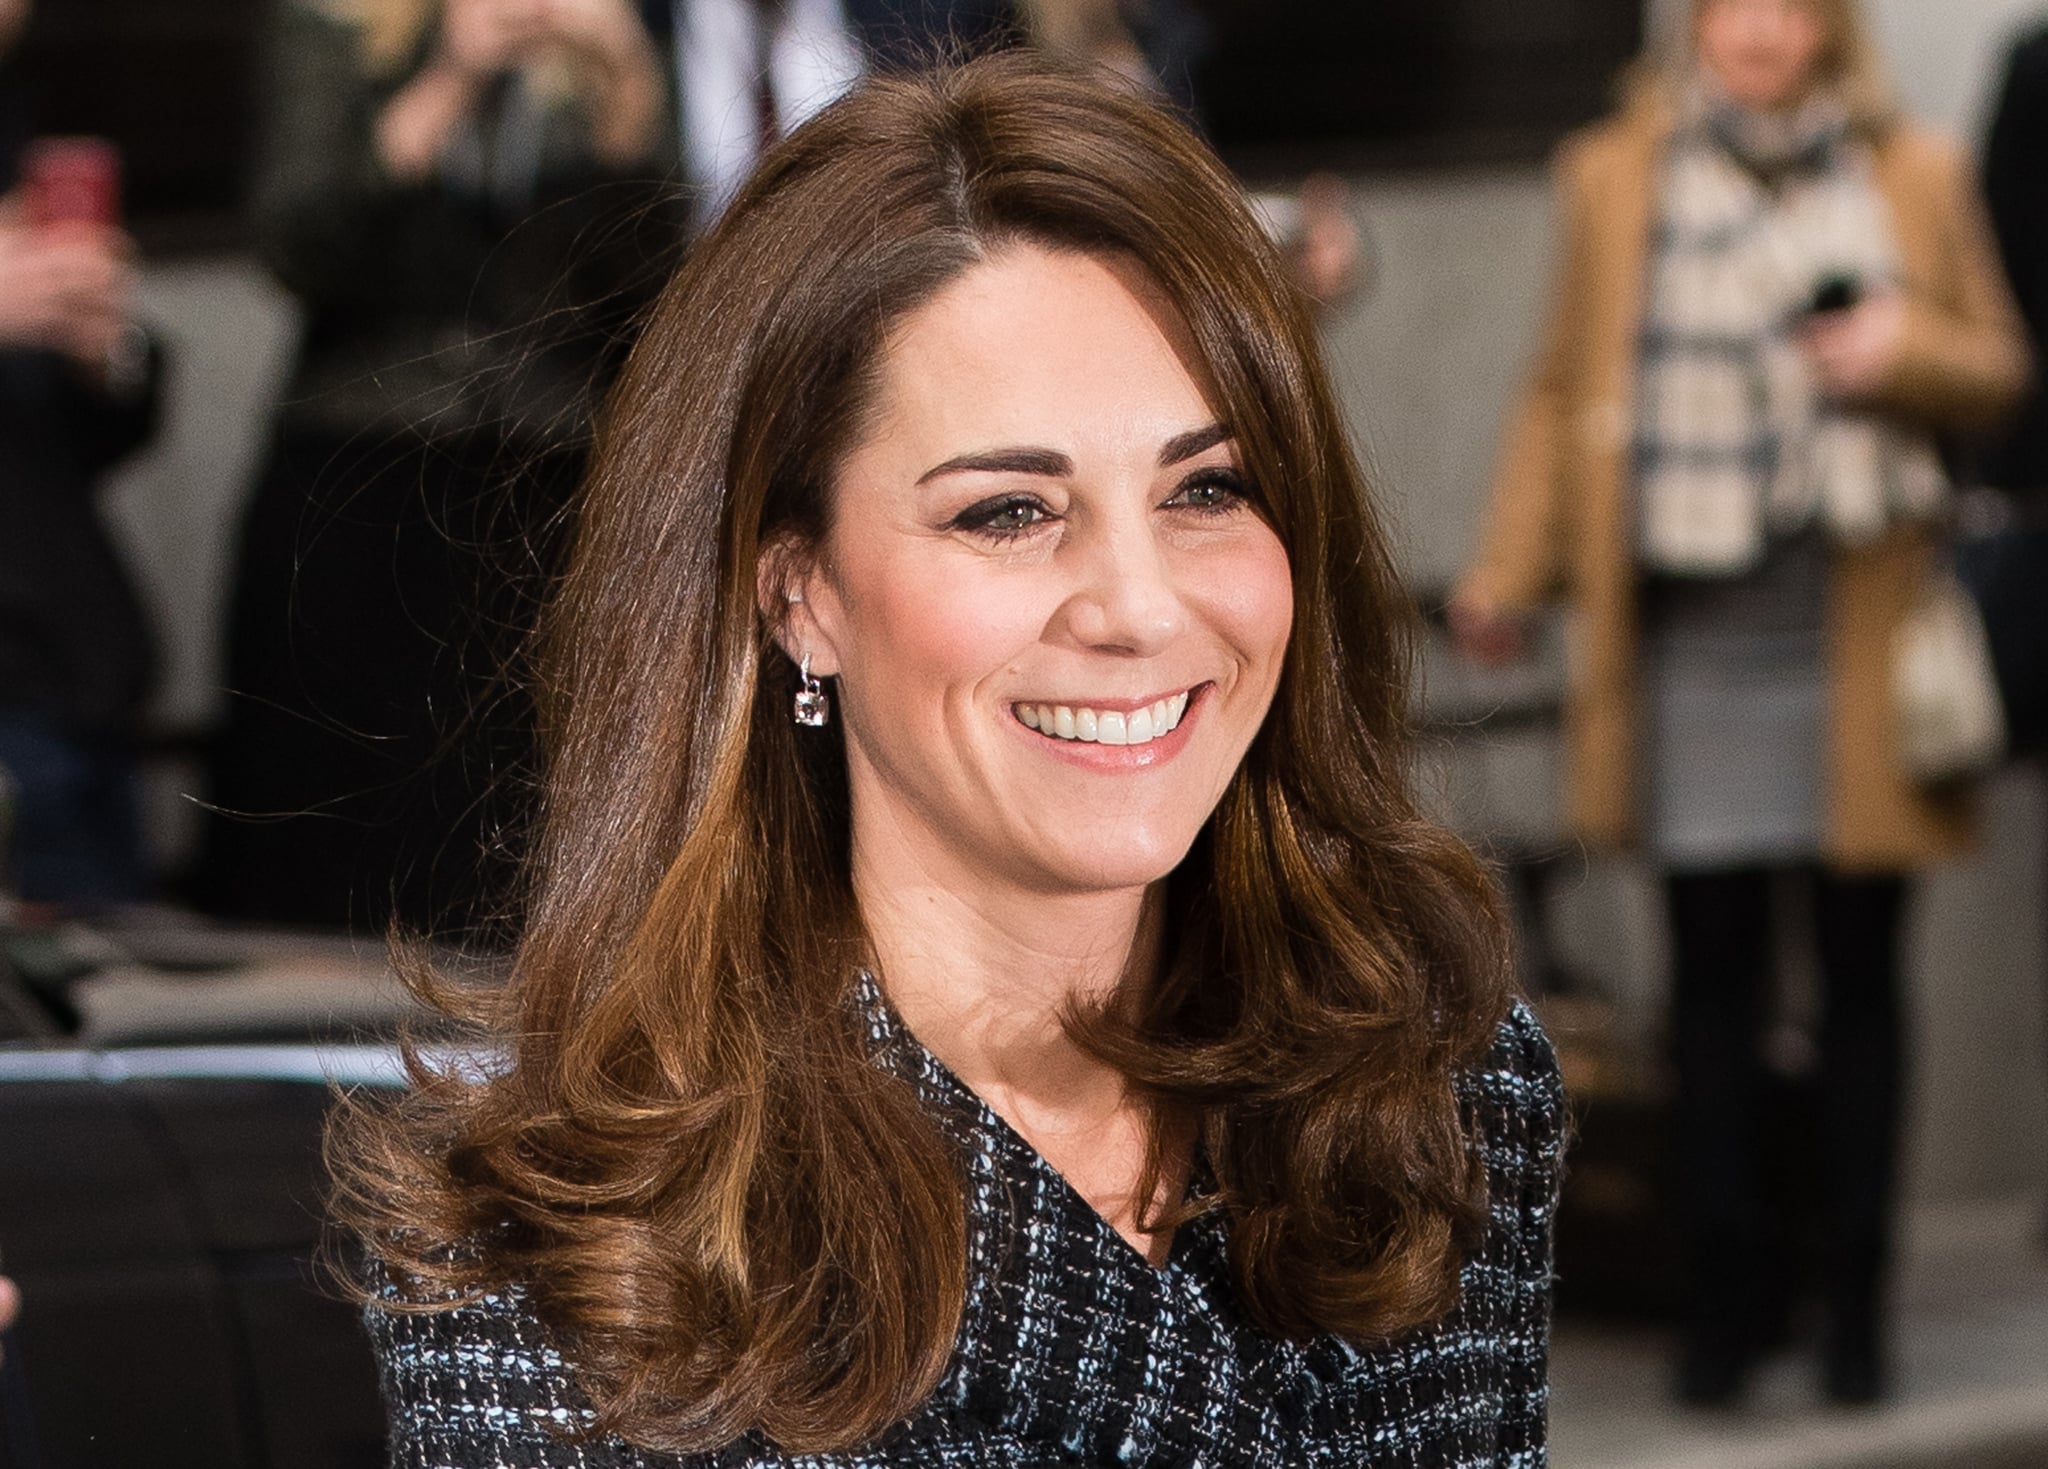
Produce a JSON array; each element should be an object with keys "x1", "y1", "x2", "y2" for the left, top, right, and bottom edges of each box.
[{"x1": 859, "y1": 244, "x2": 1220, "y2": 454}]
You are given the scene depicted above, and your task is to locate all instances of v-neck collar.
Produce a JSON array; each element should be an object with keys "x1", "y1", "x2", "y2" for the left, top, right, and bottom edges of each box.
[
  {"x1": 837, "y1": 971, "x2": 1545, "y2": 1468},
  {"x1": 849, "y1": 970, "x2": 1214, "y2": 1278}
]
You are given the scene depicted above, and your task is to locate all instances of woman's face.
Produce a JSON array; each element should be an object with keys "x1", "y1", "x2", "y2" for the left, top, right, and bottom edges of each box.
[
  {"x1": 1697, "y1": 0, "x2": 1832, "y2": 113},
  {"x1": 789, "y1": 244, "x2": 1294, "y2": 901}
]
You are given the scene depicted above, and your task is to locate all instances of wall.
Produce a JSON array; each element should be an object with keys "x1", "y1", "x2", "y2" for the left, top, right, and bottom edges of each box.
[{"x1": 1868, "y1": 0, "x2": 2044, "y2": 136}]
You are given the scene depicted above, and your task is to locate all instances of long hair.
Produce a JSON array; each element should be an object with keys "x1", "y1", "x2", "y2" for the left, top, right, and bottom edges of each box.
[
  {"x1": 1632, "y1": 0, "x2": 1898, "y2": 132},
  {"x1": 330, "y1": 53, "x2": 1513, "y2": 1455}
]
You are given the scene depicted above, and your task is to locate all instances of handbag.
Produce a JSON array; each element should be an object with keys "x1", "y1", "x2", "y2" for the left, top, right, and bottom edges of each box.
[{"x1": 1892, "y1": 566, "x2": 2007, "y2": 784}]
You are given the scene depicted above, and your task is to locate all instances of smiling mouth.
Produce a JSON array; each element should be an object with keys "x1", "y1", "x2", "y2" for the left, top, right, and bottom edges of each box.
[{"x1": 1014, "y1": 690, "x2": 1194, "y2": 747}]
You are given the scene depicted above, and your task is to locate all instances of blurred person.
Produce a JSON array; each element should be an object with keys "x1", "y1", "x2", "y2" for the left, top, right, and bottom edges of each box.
[
  {"x1": 0, "y1": 0, "x2": 164, "y2": 908},
  {"x1": 200, "y1": 0, "x2": 677, "y2": 931},
  {"x1": 1450, "y1": 0, "x2": 2028, "y2": 1407},
  {"x1": 335, "y1": 56, "x2": 1562, "y2": 1466}
]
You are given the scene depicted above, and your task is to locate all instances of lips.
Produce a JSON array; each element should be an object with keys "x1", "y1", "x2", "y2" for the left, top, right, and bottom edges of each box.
[{"x1": 1014, "y1": 690, "x2": 1192, "y2": 747}]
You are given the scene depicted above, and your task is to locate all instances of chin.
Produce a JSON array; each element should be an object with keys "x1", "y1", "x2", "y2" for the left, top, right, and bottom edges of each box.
[
  {"x1": 1732, "y1": 72, "x2": 1799, "y2": 109},
  {"x1": 1029, "y1": 823, "x2": 1201, "y2": 894}
]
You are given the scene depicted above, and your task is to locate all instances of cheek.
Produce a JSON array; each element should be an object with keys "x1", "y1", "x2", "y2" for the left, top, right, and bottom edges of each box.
[
  {"x1": 1208, "y1": 530, "x2": 1294, "y2": 676},
  {"x1": 829, "y1": 544, "x2": 1046, "y2": 707},
  {"x1": 1788, "y1": 23, "x2": 1827, "y2": 80},
  {"x1": 1696, "y1": 13, "x2": 1737, "y2": 69}
]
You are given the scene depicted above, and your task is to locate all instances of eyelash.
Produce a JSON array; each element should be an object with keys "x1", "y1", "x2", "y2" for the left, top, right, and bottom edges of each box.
[
  {"x1": 950, "y1": 494, "x2": 1051, "y2": 541},
  {"x1": 947, "y1": 469, "x2": 1257, "y2": 543},
  {"x1": 1169, "y1": 468, "x2": 1256, "y2": 516}
]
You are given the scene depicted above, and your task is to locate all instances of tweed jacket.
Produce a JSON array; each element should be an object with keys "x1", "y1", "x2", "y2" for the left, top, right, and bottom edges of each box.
[
  {"x1": 367, "y1": 990, "x2": 1564, "y2": 1467},
  {"x1": 1458, "y1": 89, "x2": 2031, "y2": 869}
]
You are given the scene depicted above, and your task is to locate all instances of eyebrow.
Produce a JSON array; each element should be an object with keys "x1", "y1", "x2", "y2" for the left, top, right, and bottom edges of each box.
[
  {"x1": 916, "y1": 448, "x2": 1073, "y2": 484},
  {"x1": 914, "y1": 423, "x2": 1235, "y2": 485},
  {"x1": 1158, "y1": 422, "x2": 1233, "y2": 466}
]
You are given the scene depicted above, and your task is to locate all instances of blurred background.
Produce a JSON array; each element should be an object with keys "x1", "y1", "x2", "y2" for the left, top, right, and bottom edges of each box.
[{"x1": 1, "y1": 0, "x2": 2046, "y2": 1465}]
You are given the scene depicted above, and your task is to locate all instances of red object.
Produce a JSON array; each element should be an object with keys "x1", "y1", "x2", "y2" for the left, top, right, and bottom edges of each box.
[{"x1": 21, "y1": 137, "x2": 122, "y2": 229}]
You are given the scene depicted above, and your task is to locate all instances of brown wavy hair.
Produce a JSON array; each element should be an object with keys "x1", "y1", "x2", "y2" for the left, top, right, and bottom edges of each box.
[{"x1": 330, "y1": 52, "x2": 1514, "y2": 1455}]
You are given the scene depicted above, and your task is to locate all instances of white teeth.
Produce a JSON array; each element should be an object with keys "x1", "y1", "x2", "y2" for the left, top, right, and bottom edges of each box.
[{"x1": 1013, "y1": 690, "x2": 1194, "y2": 747}]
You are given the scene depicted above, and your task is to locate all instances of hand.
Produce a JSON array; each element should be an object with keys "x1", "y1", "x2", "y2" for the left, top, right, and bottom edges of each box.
[
  {"x1": 0, "y1": 1274, "x2": 19, "y2": 1363},
  {"x1": 437, "y1": 0, "x2": 551, "y2": 80},
  {"x1": 381, "y1": 0, "x2": 554, "y2": 180},
  {"x1": 533, "y1": 0, "x2": 657, "y2": 80},
  {"x1": 533, "y1": 0, "x2": 663, "y2": 163},
  {"x1": 1447, "y1": 591, "x2": 1530, "y2": 666},
  {"x1": 383, "y1": 0, "x2": 661, "y2": 177},
  {"x1": 0, "y1": 218, "x2": 138, "y2": 370},
  {"x1": 1289, "y1": 173, "x2": 1366, "y2": 310},
  {"x1": 1801, "y1": 293, "x2": 1906, "y2": 402}
]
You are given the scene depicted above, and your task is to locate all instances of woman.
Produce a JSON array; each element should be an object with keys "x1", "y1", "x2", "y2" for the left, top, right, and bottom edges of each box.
[
  {"x1": 1453, "y1": 0, "x2": 2027, "y2": 1407},
  {"x1": 202, "y1": 0, "x2": 675, "y2": 930},
  {"x1": 336, "y1": 55, "x2": 1563, "y2": 1465}
]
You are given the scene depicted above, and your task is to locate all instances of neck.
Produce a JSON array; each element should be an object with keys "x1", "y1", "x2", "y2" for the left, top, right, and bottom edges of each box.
[
  {"x1": 851, "y1": 810, "x2": 1161, "y2": 1120},
  {"x1": 848, "y1": 797, "x2": 1190, "y2": 1265},
  {"x1": 1699, "y1": 66, "x2": 1821, "y2": 122}
]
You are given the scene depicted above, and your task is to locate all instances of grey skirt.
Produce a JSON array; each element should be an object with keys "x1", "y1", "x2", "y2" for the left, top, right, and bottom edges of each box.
[{"x1": 1640, "y1": 534, "x2": 1830, "y2": 872}]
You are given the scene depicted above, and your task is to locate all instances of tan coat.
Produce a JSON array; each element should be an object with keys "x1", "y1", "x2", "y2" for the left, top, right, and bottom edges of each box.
[{"x1": 1459, "y1": 95, "x2": 2032, "y2": 872}]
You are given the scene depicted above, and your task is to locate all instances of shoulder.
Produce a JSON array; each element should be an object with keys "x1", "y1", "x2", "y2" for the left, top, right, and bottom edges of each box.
[
  {"x1": 1870, "y1": 120, "x2": 1972, "y2": 196},
  {"x1": 1553, "y1": 97, "x2": 1666, "y2": 200},
  {"x1": 1459, "y1": 999, "x2": 1567, "y2": 1194}
]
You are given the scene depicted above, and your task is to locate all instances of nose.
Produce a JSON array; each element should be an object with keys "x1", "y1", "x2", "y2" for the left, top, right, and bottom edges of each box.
[{"x1": 1056, "y1": 509, "x2": 1186, "y2": 657}]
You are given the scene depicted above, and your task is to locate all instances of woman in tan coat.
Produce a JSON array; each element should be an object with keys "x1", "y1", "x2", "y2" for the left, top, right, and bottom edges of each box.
[{"x1": 1453, "y1": 0, "x2": 2027, "y2": 1408}]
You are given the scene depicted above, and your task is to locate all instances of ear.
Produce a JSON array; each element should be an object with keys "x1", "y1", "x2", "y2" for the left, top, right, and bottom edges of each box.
[{"x1": 756, "y1": 535, "x2": 844, "y2": 677}]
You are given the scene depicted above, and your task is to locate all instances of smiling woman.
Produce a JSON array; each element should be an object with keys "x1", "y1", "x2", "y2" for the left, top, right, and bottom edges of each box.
[{"x1": 331, "y1": 51, "x2": 1563, "y2": 1467}]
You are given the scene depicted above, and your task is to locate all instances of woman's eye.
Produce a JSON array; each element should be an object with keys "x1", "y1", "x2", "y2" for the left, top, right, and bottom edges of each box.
[
  {"x1": 1168, "y1": 469, "x2": 1253, "y2": 514},
  {"x1": 950, "y1": 495, "x2": 1054, "y2": 540}
]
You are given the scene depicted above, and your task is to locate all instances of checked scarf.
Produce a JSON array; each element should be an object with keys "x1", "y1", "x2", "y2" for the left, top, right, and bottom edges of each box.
[{"x1": 1633, "y1": 88, "x2": 1946, "y2": 577}]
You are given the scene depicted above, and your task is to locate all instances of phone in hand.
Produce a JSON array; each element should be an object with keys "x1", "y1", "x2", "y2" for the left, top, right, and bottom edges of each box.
[{"x1": 20, "y1": 137, "x2": 121, "y2": 230}]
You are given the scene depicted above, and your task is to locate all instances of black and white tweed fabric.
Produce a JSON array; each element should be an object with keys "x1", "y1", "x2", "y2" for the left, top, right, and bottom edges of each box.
[{"x1": 367, "y1": 980, "x2": 1564, "y2": 1468}]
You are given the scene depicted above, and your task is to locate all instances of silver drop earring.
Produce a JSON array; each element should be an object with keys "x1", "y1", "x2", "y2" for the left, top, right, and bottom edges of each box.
[{"x1": 793, "y1": 652, "x2": 830, "y2": 727}]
